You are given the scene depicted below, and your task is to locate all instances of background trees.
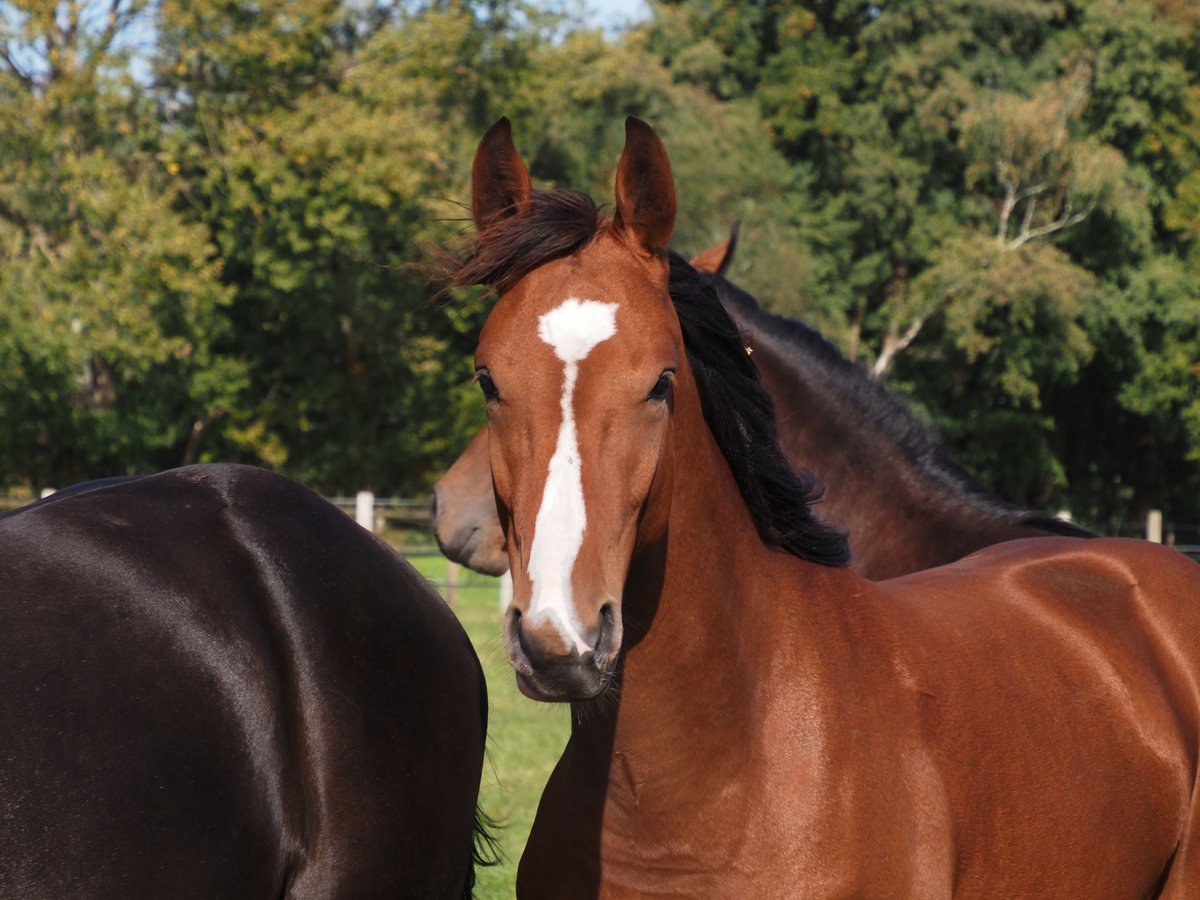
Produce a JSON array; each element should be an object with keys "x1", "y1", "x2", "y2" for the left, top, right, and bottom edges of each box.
[
  {"x1": 647, "y1": 0, "x2": 1200, "y2": 527},
  {"x1": 1, "y1": 0, "x2": 1196, "y2": 531},
  {"x1": 0, "y1": 0, "x2": 237, "y2": 485}
]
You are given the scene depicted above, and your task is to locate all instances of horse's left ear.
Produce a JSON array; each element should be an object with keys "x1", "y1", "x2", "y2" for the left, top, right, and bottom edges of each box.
[
  {"x1": 472, "y1": 117, "x2": 533, "y2": 235},
  {"x1": 614, "y1": 117, "x2": 676, "y2": 255},
  {"x1": 690, "y1": 221, "x2": 740, "y2": 276}
]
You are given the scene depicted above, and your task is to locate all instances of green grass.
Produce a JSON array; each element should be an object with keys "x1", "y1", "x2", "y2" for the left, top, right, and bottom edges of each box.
[{"x1": 406, "y1": 551, "x2": 570, "y2": 899}]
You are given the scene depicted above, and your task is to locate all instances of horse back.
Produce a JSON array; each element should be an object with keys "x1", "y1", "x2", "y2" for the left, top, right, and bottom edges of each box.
[
  {"x1": 876, "y1": 537, "x2": 1200, "y2": 896},
  {"x1": 0, "y1": 464, "x2": 485, "y2": 899}
]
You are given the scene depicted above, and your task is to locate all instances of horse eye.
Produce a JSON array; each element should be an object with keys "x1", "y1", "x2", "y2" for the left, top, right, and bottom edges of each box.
[
  {"x1": 476, "y1": 371, "x2": 499, "y2": 402},
  {"x1": 647, "y1": 371, "x2": 673, "y2": 402}
]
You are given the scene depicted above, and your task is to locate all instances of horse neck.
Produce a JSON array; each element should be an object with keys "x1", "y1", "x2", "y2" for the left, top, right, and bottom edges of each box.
[
  {"x1": 737, "y1": 311, "x2": 1039, "y2": 578},
  {"x1": 570, "y1": 374, "x2": 820, "y2": 787}
]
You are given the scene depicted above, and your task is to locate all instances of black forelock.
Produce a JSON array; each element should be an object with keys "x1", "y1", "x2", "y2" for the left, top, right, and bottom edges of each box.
[{"x1": 441, "y1": 189, "x2": 602, "y2": 295}]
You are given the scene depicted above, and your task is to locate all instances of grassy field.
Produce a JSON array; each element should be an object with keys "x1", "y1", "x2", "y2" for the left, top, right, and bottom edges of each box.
[{"x1": 406, "y1": 549, "x2": 570, "y2": 898}]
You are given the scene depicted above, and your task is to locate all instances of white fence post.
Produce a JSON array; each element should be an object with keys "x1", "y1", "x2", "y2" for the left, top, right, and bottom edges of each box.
[
  {"x1": 1146, "y1": 509, "x2": 1163, "y2": 544},
  {"x1": 355, "y1": 490, "x2": 375, "y2": 532}
]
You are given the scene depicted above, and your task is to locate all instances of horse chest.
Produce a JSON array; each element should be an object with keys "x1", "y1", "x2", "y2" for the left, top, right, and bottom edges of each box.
[
  {"x1": 587, "y1": 778, "x2": 953, "y2": 900},
  {"x1": 531, "y1": 731, "x2": 935, "y2": 897},
  {"x1": 574, "y1": 693, "x2": 957, "y2": 896}
]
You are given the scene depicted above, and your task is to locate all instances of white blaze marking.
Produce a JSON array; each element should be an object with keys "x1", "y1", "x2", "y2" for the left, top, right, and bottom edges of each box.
[{"x1": 526, "y1": 298, "x2": 618, "y2": 653}]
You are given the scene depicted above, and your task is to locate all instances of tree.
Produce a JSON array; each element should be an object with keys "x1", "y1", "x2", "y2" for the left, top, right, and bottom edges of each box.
[
  {"x1": 645, "y1": 0, "x2": 1200, "y2": 522},
  {"x1": 0, "y1": 0, "x2": 238, "y2": 488},
  {"x1": 149, "y1": 0, "x2": 551, "y2": 492},
  {"x1": 3, "y1": 0, "x2": 1194, "y2": 521}
]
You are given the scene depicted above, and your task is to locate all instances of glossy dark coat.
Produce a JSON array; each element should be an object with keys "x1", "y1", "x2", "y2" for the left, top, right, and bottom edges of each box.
[{"x1": 0, "y1": 464, "x2": 487, "y2": 899}]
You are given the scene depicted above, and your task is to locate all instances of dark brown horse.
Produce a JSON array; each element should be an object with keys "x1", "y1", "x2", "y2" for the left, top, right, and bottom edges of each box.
[
  {"x1": 431, "y1": 231, "x2": 1085, "y2": 582},
  {"x1": 0, "y1": 464, "x2": 489, "y2": 899},
  {"x1": 447, "y1": 116, "x2": 1200, "y2": 897}
]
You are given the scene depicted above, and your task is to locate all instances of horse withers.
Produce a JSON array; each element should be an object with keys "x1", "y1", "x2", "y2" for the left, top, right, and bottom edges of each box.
[
  {"x1": 446, "y1": 116, "x2": 1200, "y2": 898},
  {"x1": 0, "y1": 464, "x2": 489, "y2": 899}
]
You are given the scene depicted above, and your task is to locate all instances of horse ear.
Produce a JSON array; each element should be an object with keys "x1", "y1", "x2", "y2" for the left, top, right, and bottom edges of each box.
[
  {"x1": 690, "y1": 221, "x2": 740, "y2": 276},
  {"x1": 472, "y1": 117, "x2": 532, "y2": 235},
  {"x1": 613, "y1": 117, "x2": 676, "y2": 255}
]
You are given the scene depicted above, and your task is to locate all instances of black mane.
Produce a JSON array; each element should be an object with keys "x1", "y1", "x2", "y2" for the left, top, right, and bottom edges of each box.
[
  {"x1": 440, "y1": 189, "x2": 850, "y2": 566},
  {"x1": 712, "y1": 278, "x2": 1092, "y2": 539},
  {"x1": 667, "y1": 253, "x2": 850, "y2": 565}
]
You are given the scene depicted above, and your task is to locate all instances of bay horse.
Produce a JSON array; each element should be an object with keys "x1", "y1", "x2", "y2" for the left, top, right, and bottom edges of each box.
[
  {"x1": 0, "y1": 464, "x2": 489, "y2": 899},
  {"x1": 448, "y1": 116, "x2": 1200, "y2": 897},
  {"x1": 431, "y1": 235, "x2": 1086, "y2": 582}
]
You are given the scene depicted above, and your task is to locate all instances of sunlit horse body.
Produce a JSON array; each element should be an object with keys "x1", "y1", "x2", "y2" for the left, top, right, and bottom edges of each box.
[
  {"x1": 0, "y1": 464, "x2": 488, "y2": 899},
  {"x1": 447, "y1": 117, "x2": 1200, "y2": 897},
  {"x1": 431, "y1": 232, "x2": 1085, "y2": 582}
]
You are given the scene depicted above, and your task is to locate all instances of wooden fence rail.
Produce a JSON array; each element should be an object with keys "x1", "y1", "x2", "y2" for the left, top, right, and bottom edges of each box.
[{"x1": 3, "y1": 492, "x2": 1198, "y2": 566}]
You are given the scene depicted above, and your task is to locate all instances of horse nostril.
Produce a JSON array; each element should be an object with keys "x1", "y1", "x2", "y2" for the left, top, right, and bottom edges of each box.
[
  {"x1": 595, "y1": 602, "x2": 621, "y2": 665},
  {"x1": 511, "y1": 608, "x2": 548, "y2": 667},
  {"x1": 428, "y1": 489, "x2": 439, "y2": 525}
]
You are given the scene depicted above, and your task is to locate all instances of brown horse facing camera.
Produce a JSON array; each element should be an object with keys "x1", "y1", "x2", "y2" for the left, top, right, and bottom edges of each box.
[
  {"x1": 431, "y1": 221, "x2": 1088, "y2": 584},
  {"x1": 443, "y1": 116, "x2": 1200, "y2": 898}
]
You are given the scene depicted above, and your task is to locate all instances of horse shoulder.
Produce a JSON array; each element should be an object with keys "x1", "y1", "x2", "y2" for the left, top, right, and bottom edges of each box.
[{"x1": 695, "y1": 562, "x2": 960, "y2": 896}]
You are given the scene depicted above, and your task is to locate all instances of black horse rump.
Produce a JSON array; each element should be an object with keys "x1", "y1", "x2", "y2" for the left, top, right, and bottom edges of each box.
[{"x1": 0, "y1": 464, "x2": 486, "y2": 899}]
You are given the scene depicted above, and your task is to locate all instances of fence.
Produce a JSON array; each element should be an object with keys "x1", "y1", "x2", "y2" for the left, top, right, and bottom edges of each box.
[
  {"x1": 1103, "y1": 509, "x2": 1200, "y2": 561},
  {"x1": 6, "y1": 486, "x2": 1193, "y2": 548},
  {"x1": 324, "y1": 492, "x2": 434, "y2": 534},
  {"x1": 338, "y1": 493, "x2": 1200, "y2": 612},
  {"x1": 328, "y1": 492, "x2": 513, "y2": 610},
  {"x1": 4, "y1": 490, "x2": 1196, "y2": 599}
]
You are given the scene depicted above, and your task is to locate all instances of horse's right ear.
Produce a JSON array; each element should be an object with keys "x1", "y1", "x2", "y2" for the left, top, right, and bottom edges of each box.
[
  {"x1": 690, "y1": 221, "x2": 740, "y2": 276},
  {"x1": 614, "y1": 117, "x2": 676, "y2": 255},
  {"x1": 472, "y1": 117, "x2": 532, "y2": 235}
]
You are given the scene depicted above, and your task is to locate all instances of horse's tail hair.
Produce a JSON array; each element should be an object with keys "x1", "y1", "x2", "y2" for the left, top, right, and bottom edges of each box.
[{"x1": 463, "y1": 804, "x2": 503, "y2": 899}]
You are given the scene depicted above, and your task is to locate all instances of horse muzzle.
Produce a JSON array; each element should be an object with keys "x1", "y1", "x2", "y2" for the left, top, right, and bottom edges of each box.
[
  {"x1": 503, "y1": 602, "x2": 622, "y2": 702},
  {"x1": 430, "y1": 488, "x2": 510, "y2": 577}
]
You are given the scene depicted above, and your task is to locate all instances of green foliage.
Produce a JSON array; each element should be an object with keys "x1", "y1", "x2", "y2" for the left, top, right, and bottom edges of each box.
[
  {"x1": 646, "y1": 0, "x2": 1200, "y2": 522},
  {"x1": 913, "y1": 235, "x2": 1095, "y2": 405},
  {"x1": 152, "y1": 1, "x2": 517, "y2": 491},
  {"x1": 900, "y1": 236, "x2": 1096, "y2": 503},
  {"x1": 0, "y1": 0, "x2": 237, "y2": 484},
  {"x1": 1, "y1": 0, "x2": 1196, "y2": 526},
  {"x1": 1107, "y1": 255, "x2": 1200, "y2": 458}
]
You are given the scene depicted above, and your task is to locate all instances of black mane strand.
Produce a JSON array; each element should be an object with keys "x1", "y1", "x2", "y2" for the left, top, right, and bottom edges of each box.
[
  {"x1": 441, "y1": 189, "x2": 602, "y2": 294},
  {"x1": 668, "y1": 253, "x2": 850, "y2": 567},
  {"x1": 712, "y1": 277, "x2": 1092, "y2": 539}
]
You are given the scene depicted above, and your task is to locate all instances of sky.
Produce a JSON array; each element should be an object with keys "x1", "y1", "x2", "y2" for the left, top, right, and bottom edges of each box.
[
  {"x1": 578, "y1": 0, "x2": 652, "y2": 34},
  {"x1": 0, "y1": 0, "x2": 655, "y2": 85}
]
